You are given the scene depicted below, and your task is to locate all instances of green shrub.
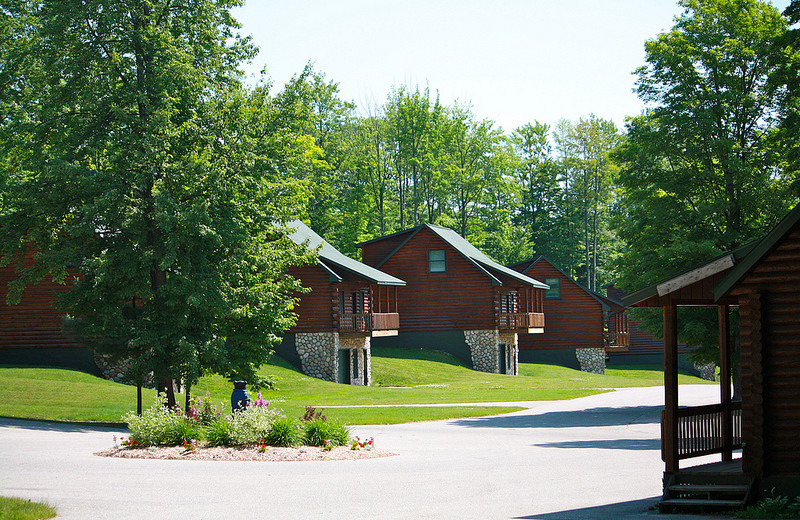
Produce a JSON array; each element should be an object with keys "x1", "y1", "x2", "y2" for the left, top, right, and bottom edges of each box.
[
  {"x1": 304, "y1": 419, "x2": 350, "y2": 447},
  {"x1": 205, "y1": 418, "x2": 233, "y2": 447},
  {"x1": 123, "y1": 394, "x2": 199, "y2": 446},
  {"x1": 736, "y1": 491, "x2": 800, "y2": 519},
  {"x1": 266, "y1": 416, "x2": 303, "y2": 447},
  {"x1": 227, "y1": 405, "x2": 282, "y2": 445}
]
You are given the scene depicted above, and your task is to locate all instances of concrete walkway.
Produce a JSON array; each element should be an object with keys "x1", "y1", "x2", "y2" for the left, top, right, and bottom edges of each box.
[{"x1": 0, "y1": 385, "x2": 733, "y2": 519}]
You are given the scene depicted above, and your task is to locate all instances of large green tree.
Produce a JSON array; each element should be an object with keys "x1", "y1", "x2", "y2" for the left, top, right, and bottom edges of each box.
[
  {"x1": 617, "y1": 0, "x2": 793, "y2": 287},
  {"x1": 0, "y1": 0, "x2": 317, "y2": 405},
  {"x1": 615, "y1": 0, "x2": 798, "y2": 367}
]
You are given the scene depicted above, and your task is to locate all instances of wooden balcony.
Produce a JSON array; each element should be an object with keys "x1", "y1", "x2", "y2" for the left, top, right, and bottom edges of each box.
[
  {"x1": 604, "y1": 331, "x2": 630, "y2": 351},
  {"x1": 498, "y1": 312, "x2": 545, "y2": 332},
  {"x1": 661, "y1": 402, "x2": 742, "y2": 461},
  {"x1": 338, "y1": 312, "x2": 400, "y2": 337}
]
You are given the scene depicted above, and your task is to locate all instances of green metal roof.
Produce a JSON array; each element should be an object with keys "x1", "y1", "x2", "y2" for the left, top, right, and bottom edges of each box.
[
  {"x1": 713, "y1": 204, "x2": 800, "y2": 301},
  {"x1": 286, "y1": 220, "x2": 406, "y2": 286}
]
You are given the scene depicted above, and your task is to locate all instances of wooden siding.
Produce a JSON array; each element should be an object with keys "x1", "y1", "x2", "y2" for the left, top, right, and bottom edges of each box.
[
  {"x1": 516, "y1": 260, "x2": 603, "y2": 350},
  {"x1": 286, "y1": 264, "x2": 335, "y2": 333},
  {"x1": 0, "y1": 251, "x2": 81, "y2": 350},
  {"x1": 360, "y1": 227, "x2": 496, "y2": 331},
  {"x1": 731, "y1": 227, "x2": 800, "y2": 478}
]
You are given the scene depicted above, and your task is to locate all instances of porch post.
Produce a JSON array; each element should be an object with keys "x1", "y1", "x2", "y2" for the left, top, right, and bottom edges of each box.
[
  {"x1": 719, "y1": 304, "x2": 733, "y2": 462},
  {"x1": 663, "y1": 304, "x2": 679, "y2": 473}
]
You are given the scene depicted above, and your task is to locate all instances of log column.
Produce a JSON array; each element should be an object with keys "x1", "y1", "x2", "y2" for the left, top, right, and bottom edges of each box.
[
  {"x1": 719, "y1": 304, "x2": 733, "y2": 462},
  {"x1": 663, "y1": 304, "x2": 679, "y2": 474}
]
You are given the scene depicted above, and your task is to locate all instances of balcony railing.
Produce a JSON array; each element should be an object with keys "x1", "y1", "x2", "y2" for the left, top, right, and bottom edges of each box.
[
  {"x1": 498, "y1": 312, "x2": 545, "y2": 330},
  {"x1": 338, "y1": 313, "x2": 400, "y2": 333},
  {"x1": 661, "y1": 401, "x2": 742, "y2": 461},
  {"x1": 604, "y1": 331, "x2": 630, "y2": 349}
]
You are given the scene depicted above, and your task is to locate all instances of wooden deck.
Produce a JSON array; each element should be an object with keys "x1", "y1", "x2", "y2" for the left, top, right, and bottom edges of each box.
[{"x1": 682, "y1": 458, "x2": 743, "y2": 475}]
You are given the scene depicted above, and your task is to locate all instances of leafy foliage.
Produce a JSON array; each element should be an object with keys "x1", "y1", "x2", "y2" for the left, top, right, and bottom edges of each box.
[
  {"x1": 265, "y1": 416, "x2": 304, "y2": 447},
  {"x1": 735, "y1": 490, "x2": 800, "y2": 519},
  {"x1": 303, "y1": 418, "x2": 350, "y2": 447},
  {"x1": 124, "y1": 395, "x2": 201, "y2": 446},
  {"x1": 227, "y1": 404, "x2": 283, "y2": 445},
  {"x1": 0, "y1": 0, "x2": 318, "y2": 401}
]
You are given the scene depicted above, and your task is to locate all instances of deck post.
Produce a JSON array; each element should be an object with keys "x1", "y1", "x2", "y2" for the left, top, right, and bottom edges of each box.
[
  {"x1": 719, "y1": 304, "x2": 733, "y2": 462},
  {"x1": 664, "y1": 304, "x2": 679, "y2": 473}
]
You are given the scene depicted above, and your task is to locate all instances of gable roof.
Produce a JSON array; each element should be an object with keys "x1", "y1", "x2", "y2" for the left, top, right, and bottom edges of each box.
[
  {"x1": 713, "y1": 204, "x2": 800, "y2": 301},
  {"x1": 358, "y1": 223, "x2": 548, "y2": 289},
  {"x1": 620, "y1": 239, "x2": 762, "y2": 308},
  {"x1": 513, "y1": 255, "x2": 624, "y2": 312},
  {"x1": 286, "y1": 220, "x2": 405, "y2": 286}
]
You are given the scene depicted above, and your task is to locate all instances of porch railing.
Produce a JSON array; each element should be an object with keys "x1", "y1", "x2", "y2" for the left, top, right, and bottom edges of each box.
[
  {"x1": 498, "y1": 312, "x2": 545, "y2": 330},
  {"x1": 662, "y1": 401, "x2": 742, "y2": 461},
  {"x1": 338, "y1": 313, "x2": 399, "y2": 333},
  {"x1": 603, "y1": 331, "x2": 630, "y2": 348}
]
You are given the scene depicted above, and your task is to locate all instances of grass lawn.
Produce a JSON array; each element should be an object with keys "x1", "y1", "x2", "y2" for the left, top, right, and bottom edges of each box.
[
  {"x1": 0, "y1": 497, "x2": 56, "y2": 520},
  {"x1": 0, "y1": 346, "x2": 713, "y2": 425}
]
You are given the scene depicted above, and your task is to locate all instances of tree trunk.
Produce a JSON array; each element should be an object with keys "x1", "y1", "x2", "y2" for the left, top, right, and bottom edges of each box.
[{"x1": 158, "y1": 378, "x2": 176, "y2": 408}]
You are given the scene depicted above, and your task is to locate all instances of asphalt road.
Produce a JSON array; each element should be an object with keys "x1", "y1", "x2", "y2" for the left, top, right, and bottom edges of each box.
[{"x1": 0, "y1": 385, "x2": 731, "y2": 519}]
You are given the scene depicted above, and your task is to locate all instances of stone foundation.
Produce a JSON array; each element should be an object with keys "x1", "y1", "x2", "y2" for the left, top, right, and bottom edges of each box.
[
  {"x1": 693, "y1": 361, "x2": 716, "y2": 381},
  {"x1": 94, "y1": 353, "x2": 153, "y2": 387},
  {"x1": 296, "y1": 332, "x2": 338, "y2": 382},
  {"x1": 296, "y1": 332, "x2": 371, "y2": 385},
  {"x1": 464, "y1": 329, "x2": 519, "y2": 374},
  {"x1": 499, "y1": 332, "x2": 519, "y2": 376},
  {"x1": 340, "y1": 334, "x2": 371, "y2": 386},
  {"x1": 575, "y1": 347, "x2": 606, "y2": 374}
]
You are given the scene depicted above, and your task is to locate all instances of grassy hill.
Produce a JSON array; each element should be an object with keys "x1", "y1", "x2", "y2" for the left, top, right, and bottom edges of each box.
[{"x1": 0, "y1": 346, "x2": 712, "y2": 425}]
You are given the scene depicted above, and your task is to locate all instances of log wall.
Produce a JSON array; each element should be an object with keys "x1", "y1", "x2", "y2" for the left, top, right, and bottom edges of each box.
[
  {"x1": 514, "y1": 259, "x2": 603, "y2": 350},
  {"x1": 360, "y1": 227, "x2": 496, "y2": 331},
  {"x1": 732, "y1": 226, "x2": 800, "y2": 478},
  {"x1": 0, "y1": 251, "x2": 81, "y2": 350}
]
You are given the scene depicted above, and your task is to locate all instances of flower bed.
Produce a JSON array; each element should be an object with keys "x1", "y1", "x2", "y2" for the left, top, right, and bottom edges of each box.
[
  {"x1": 96, "y1": 444, "x2": 395, "y2": 462},
  {"x1": 99, "y1": 394, "x2": 390, "y2": 462}
]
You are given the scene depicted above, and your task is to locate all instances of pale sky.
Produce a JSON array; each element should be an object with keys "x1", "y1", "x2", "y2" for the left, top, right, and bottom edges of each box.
[{"x1": 233, "y1": 0, "x2": 790, "y2": 133}]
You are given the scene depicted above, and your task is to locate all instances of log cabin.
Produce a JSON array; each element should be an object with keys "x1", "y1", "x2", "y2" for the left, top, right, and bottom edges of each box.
[
  {"x1": 623, "y1": 204, "x2": 800, "y2": 509},
  {"x1": 508, "y1": 256, "x2": 628, "y2": 374},
  {"x1": 0, "y1": 249, "x2": 100, "y2": 372},
  {"x1": 357, "y1": 223, "x2": 547, "y2": 374},
  {"x1": 279, "y1": 220, "x2": 406, "y2": 385}
]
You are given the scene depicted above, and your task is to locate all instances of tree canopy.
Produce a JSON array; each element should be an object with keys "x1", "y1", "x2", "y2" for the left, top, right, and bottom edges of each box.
[{"x1": 0, "y1": 0, "x2": 317, "y2": 402}]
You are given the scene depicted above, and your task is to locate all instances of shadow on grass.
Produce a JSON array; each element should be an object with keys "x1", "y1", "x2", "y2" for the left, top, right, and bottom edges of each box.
[
  {"x1": 514, "y1": 497, "x2": 664, "y2": 519},
  {"x1": 371, "y1": 346, "x2": 468, "y2": 367},
  {"x1": 534, "y1": 438, "x2": 661, "y2": 451},
  {"x1": 452, "y1": 405, "x2": 663, "y2": 429},
  {"x1": 0, "y1": 417, "x2": 126, "y2": 433}
]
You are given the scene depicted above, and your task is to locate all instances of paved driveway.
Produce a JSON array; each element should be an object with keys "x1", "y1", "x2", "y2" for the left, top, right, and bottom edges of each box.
[{"x1": 0, "y1": 385, "x2": 729, "y2": 519}]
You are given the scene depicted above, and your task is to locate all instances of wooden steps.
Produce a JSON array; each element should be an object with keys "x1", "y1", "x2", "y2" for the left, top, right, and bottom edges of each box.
[{"x1": 659, "y1": 473, "x2": 754, "y2": 513}]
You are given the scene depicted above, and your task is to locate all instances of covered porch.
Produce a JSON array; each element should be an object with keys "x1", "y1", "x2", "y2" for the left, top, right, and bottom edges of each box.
[
  {"x1": 623, "y1": 252, "x2": 755, "y2": 510},
  {"x1": 336, "y1": 283, "x2": 401, "y2": 337},
  {"x1": 496, "y1": 286, "x2": 545, "y2": 333}
]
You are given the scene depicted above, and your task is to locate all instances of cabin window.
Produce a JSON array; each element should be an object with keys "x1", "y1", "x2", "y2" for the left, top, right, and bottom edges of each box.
[
  {"x1": 545, "y1": 277, "x2": 561, "y2": 299},
  {"x1": 428, "y1": 249, "x2": 446, "y2": 273}
]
